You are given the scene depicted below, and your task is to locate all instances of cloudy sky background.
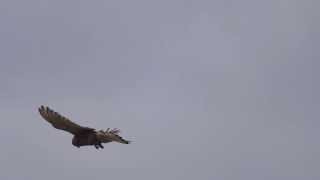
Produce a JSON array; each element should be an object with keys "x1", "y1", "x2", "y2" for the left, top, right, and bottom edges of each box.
[{"x1": 0, "y1": 0, "x2": 319, "y2": 179}]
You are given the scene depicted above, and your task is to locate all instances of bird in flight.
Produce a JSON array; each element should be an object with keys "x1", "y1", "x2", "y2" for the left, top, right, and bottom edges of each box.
[{"x1": 38, "y1": 106, "x2": 130, "y2": 149}]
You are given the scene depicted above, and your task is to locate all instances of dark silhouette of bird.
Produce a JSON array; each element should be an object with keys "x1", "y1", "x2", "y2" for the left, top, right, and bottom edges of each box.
[{"x1": 38, "y1": 106, "x2": 130, "y2": 149}]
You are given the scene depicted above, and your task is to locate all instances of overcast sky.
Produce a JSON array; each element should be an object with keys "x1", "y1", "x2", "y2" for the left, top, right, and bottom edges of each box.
[{"x1": 0, "y1": 0, "x2": 319, "y2": 179}]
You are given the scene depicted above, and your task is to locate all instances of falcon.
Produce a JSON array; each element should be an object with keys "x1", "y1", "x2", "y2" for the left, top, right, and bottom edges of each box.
[{"x1": 38, "y1": 106, "x2": 130, "y2": 149}]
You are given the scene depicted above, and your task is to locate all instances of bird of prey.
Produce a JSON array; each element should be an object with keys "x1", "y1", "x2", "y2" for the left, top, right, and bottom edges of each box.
[{"x1": 38, "y1": 106, "x2": 130, "y2": 149}]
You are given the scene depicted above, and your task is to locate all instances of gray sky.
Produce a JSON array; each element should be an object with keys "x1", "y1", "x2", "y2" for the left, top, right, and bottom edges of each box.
[{"x1": 0, "y1": 0, "x2": 319, "y2": 179}]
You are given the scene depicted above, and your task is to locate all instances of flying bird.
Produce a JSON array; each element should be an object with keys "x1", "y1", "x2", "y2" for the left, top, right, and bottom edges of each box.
[{"x1": 38, "y1": 106, "x2": 130, "y2": 149}]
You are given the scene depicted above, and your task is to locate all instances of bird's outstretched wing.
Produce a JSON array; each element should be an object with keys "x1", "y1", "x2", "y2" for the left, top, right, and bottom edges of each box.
[
  {"x1": 38, "y1": 106, "x2": 94, "y2": 135},
  {"x1": 96, "y1": 128, "x2": 130, "y2": 144}
]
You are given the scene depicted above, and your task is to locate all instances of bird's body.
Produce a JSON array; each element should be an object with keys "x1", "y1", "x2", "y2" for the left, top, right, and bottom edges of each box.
[
  {"x1": 73, "y1": 133, "x2": 106, "y2": 149},
  {"x1": 38, "y1": 106, "x2": 130, "y2": 149},
  {"x1": 72, "y1": 131, "x2": 98, "y2": 147}
]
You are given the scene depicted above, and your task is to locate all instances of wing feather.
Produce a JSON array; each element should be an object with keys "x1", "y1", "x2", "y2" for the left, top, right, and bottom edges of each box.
[
  {"x1": 38, "y1": 106, "x2": 94, "y2": 135},
  {"x1": 96, "y1": 130, "x2": 130, "y2": 144}
]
